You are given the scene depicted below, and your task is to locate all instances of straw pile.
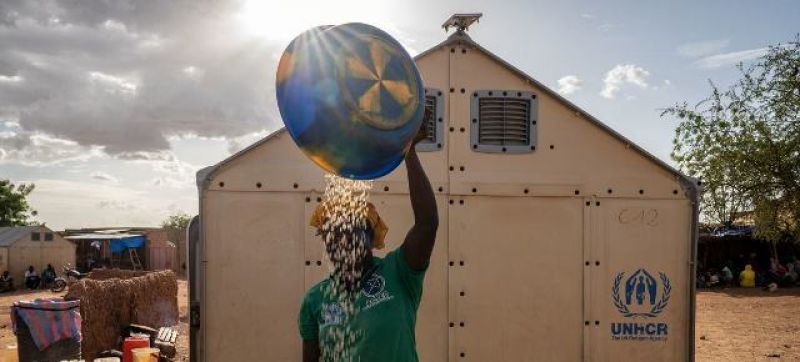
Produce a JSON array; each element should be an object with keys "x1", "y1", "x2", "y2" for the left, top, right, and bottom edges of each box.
[
  {"x1": 88, "y1": 269, "x2": 148, "y2": 280},
  {"x1": 65, "y1": 270, "x2": 178, "y2": 360}
]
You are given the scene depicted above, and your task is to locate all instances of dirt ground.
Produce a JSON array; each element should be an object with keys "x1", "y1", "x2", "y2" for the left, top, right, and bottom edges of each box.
[
  {"x1": 695, "y1": 288, "x2": 800, "y2": 361},
  {"x1": 0, "y1": 282, "x2": 797, "y2": 360}
]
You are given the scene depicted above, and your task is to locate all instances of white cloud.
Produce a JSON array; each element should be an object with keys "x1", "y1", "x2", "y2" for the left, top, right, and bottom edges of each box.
[
  {"x1": 88, "y1": 71, "x2": 138, "y2": 95},
  {"x1": 0, "y1": 2, "x2": 282, "y2": 157},
  {"x1": 0, "y1": 130, "x2": 103, "y2": 166},
  {"x1": 24, "y1": 179, "x2": 197, "y2": 229},
  {"x1": 97, "y1": 200, "x2": 137, "y2": 211},
  {"x1": 226, "y1": 129, "x2": 270, "y2": 154},
  {"x1": 695, "y1": 47, "x2": 769, "y2": 69},
  {"x1": 580, "y1": 13, "x2": 596, "y2": 19},
  {"x1": 0, "y1": 75, "x2": 24, "y2": 83},
  {"x1": 677, "y1": 40, "x2": 730, "y2": 58},
  {"x1": 151, "y1": 176, "x2": 189, "y2": 189},
  {"x1": 182, "y1": 65, "x2": 204, "y2": 79},
  {"x1": 102, "y1": 19, "x2": 127, "y2": 32},
  {"x1": 557, "y1": 75, "x2": 583, "y2": 95},
  {"x1": 121, "y1": 150, "x2": 198, "y2": 189},
  {"x1": 600, "y1": 64, "x2": 650, "y2": 99},
  {"x1": 381, "y1": 23, "x2": 419, "y2": 56},
  {"x1": 664, "y1": 79, "x2": 672, "y2": 86},
  {"x1": 3, "y1": 121, "x2": 21, "y2": 128},
  {"x1": 599, "y1": 23, "x2": 618, "y2": 31},
  {"x1": 90, "y1": 171, "x2": 119, "y2": 183}
]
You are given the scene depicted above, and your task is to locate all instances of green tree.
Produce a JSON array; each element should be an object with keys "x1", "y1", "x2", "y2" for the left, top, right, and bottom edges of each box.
[
  {"x1": 162, "y1": 212, "x2": 192, "y2": 273},
  {"x1": 0, "y1": 179, "x2": 37, "y2": 227},
  {"x1": 162, "y1": 212, "x2": 192, "y2": 231},
  {"x1": 663, "y1": 36, "x2": 800, "y2": 247}
]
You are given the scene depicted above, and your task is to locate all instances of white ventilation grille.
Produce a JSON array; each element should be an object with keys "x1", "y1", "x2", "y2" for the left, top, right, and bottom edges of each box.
[
  {"x1": 470, "y1": 90, "x2": 537, "y2": 153},
  {"x1": 416, "y1": 88, "x2": 444, "y2": 152}
]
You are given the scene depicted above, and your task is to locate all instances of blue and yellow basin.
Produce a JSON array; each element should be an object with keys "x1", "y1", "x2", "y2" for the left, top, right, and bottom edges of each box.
[{"x1": 276, "y1": 23, "x2": 424, "y2": 180}]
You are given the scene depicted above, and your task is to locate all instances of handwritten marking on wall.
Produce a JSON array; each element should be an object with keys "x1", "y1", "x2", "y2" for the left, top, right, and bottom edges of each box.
[{"x1": 618, "y1": 208, "x2": 659, "y2": 226}]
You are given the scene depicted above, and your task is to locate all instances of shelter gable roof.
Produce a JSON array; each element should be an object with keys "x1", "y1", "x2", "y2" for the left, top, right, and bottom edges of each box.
[
  {"x1": 0, "y1": 226, "x2": 42, "y2": 247},
  {"x1": 417, "y1": 32, "x2": 689, "y2": 182},
  {"x1": 198, "y1": 31, "x2": 695, "y2": 191}
]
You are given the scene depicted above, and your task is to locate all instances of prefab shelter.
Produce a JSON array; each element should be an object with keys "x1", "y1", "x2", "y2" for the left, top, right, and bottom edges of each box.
[
  {"x1": 0, "y1": 225, "x2": 76, "y2": 283},
  {"x1": 192, "y1": 16, "x2": 698, "y2": 362}
]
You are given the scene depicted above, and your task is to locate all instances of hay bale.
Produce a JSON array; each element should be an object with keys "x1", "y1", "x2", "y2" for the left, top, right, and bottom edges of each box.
[
  {"x1": 66, "y1": 278, "x2": 133, "y2": 361},
  {"x1": 65, "y1": 271, "x2": 178, "y2": 360},
  {"x1": 88, "y1": 268, "x2": 148, "y2": 280},
  {"x1": 130, "y1": 271, "x2": 179, "y2": 327}
]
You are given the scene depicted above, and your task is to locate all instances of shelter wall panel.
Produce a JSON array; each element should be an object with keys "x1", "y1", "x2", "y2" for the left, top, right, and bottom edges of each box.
[
  {"x1": 10, "y1": 238, "x2": 42, "y2": 282},
  {"x1": 449, "y1": 196, "x2": 584, "y2": 361},
  {"x1": 304, "y1": 192, "x2": 328, "y2": 289},
  {"x1": 0, "y1": 248, "x2": 7, "y2": 277},
  {"x1": 447, "y1": 49, "x2": 682, "y2": 199},
  {"x1": 588, "y1": 199, "x2": 691, "y2": 361},
  {"x1": 208, "y1": 133, "x2": 449, "y2": 197},
  {"x1": 39, "y1": 234, "x2": 77, "y2": 271},
  {"x1": 302, "y1": 193, "x2": 450, "y2": 361},
  {"x1": 8, "y1": 229, "x2": 75, "y2": 282},
  {"x1": 202, "y1": 191, "x2": 305, "y2": 362},
  {"x1": 209, "y1": 131, "x2": 327, "y2": 193}
]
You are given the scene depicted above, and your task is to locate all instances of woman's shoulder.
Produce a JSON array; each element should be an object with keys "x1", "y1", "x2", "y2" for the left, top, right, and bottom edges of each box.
[{"x1": 305, "y1": 278, "x2": 332, "y2": 298}]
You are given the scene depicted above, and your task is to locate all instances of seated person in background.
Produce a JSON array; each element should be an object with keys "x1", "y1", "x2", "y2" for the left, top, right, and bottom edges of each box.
[
  {"x1": 42, "y1": 264, "x2": 56, "y2": 287},
  {"x1": 739, "y1": 264, "x2": 756, "y2": 288},
  {"x1": 24, "y1": 266, "x2": 40, "y2": 289},
  {"x1": 707, "y1": 271, "x2": 720, "y2": 288},
  {"x1": 787, "y1": 261, "x2": 799, "y2": 285},
  {"x1": 696, "y1": 272, "x2": 707, "y2": 289},
  {"x1": 768, "y1": 257, "x2": 786, "y2": 284},
  {"x1": 721, "y1": 265, "x2": 734, "y2": 287},
  {"x1": 0, "y1": 271, "x2": 14, "y2": 292}
]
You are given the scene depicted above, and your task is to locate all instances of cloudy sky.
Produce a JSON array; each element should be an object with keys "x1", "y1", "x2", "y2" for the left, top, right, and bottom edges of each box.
[{"x1": 0, "y1": 0, "x2": 797, "y2": 229}]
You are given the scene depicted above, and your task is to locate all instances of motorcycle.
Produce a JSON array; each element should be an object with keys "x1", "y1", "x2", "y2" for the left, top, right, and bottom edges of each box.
[{"x1": 51, "y1": 264, "x2": 88, "y2": 292}]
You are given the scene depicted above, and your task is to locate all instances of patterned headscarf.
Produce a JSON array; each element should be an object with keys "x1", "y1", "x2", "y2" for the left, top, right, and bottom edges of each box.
[{"x1": 309, "y1": 202, "x2": 388, "y2": 250}]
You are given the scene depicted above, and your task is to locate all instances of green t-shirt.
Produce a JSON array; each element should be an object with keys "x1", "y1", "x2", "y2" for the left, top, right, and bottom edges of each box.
[{"x1": 298, "y1": 246, "x2": 426, "y2": 361}]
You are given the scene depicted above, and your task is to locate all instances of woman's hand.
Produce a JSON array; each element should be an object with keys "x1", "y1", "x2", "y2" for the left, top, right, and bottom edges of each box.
[{"x1": 412, "y1": 125, "x2": 428, "y2": 145}]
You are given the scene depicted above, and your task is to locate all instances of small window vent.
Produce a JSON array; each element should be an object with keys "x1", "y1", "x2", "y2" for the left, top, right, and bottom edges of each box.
[
  {"x1": 470, "y1": 90, "x2": 537, "y2": 153},
  {"x1": 31, "y1": 232, "x2": 40, "y2": 241},
  {"x1": 44, "y1": 232, "x2": 53, "y2": 241},
  {"x1": 416, "y1": 88, "x2": 444, "y2": 152}
]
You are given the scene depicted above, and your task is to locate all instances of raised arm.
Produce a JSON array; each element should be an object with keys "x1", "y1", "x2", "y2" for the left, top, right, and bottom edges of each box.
[{"x1": 402, "y1": 144, "x2": 439, "y2": 271}]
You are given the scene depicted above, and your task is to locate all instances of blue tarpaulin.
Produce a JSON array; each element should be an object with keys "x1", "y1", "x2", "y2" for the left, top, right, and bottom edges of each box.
[
  {"x1": 110, "y1": 235, "x2": 146, "y2": 253},
  {"x1": 64, "y1": 233, "x2": 147, "y2": 253}
]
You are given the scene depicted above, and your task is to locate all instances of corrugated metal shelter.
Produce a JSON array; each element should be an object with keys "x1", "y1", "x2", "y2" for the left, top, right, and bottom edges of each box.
[
  {"x1": 64, "y1": 228, "x2": 178, "y2": 272},
  {"x1": 192, "y1": 18, "x2": 698, "y2": 362},
  {"x1": 0, "y1": 226, "x2": 76, "y2": 283}
]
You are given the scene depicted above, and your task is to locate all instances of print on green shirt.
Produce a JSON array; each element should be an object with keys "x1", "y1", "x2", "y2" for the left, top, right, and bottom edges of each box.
[{"x1": 299, "y1": 246, "x2": 426, "y2": 362}]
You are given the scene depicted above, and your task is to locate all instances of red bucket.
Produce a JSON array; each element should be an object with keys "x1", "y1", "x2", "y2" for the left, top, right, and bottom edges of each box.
[{"x1": 122, "y1": 336, "x2": 150, "y2": 362}]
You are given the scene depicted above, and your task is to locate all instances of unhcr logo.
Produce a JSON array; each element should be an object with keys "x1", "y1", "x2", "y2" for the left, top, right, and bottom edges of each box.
[
  {"x1": 610, "y1": 323, "x2": 668, "y2": 341},
  {"x1": 610, "y1": 268, "x2": 671, "y2": 342}
]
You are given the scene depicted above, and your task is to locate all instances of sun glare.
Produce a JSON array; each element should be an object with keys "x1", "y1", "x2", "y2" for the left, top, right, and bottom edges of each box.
[{"x1": 239, "y1": 0, "x2": 380, "y2": 42}]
